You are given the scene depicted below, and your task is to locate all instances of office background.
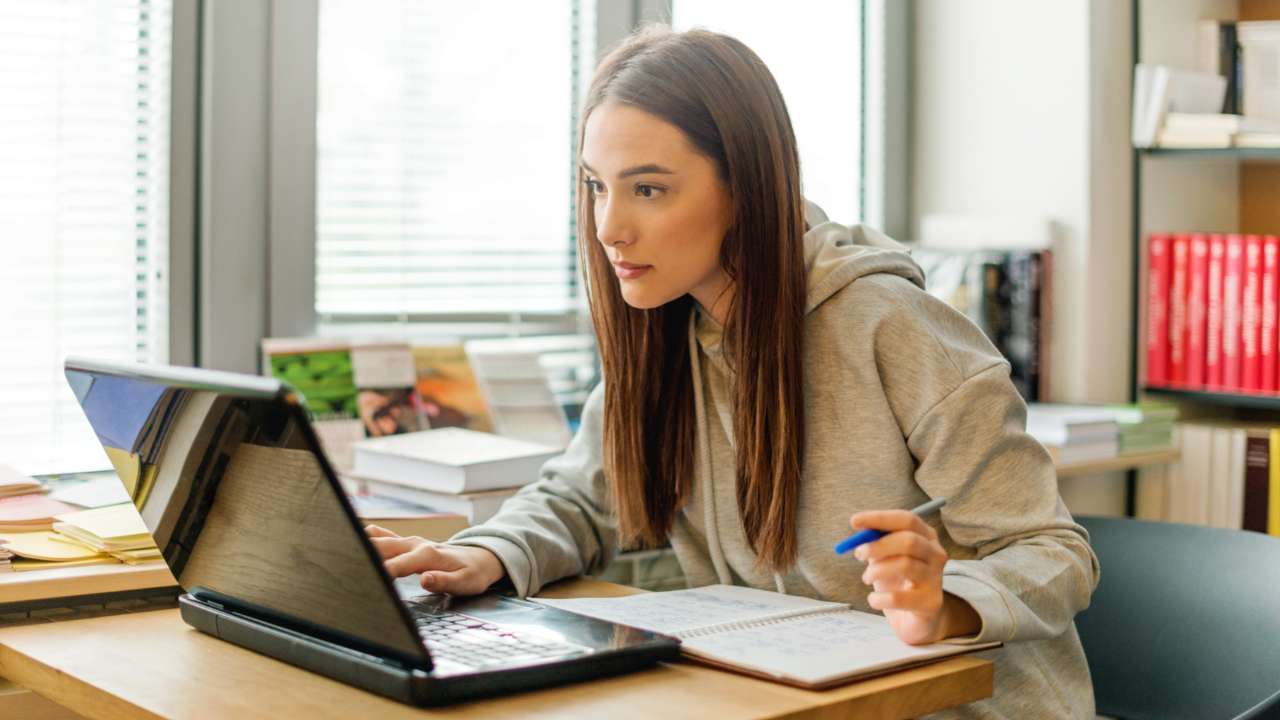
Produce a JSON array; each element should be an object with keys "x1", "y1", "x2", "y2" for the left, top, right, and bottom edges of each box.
[{"x1": 0, "y1": 0, "x2": 1201, "y2": 518}]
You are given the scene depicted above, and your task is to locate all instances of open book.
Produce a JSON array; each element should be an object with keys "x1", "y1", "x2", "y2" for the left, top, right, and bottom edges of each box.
[{"x1": 535, "y1": 585, "x2": 998, "y2": 689}]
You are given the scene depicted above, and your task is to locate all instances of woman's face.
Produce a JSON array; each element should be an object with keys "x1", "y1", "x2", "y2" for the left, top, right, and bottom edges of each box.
[{"x1": 580, "y1": 103, "x2": 735, "y2": 318}]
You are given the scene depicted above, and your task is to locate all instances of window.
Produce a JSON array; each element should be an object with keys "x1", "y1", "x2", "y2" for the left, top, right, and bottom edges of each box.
[
  {"x1": 673, "y1": 0, "x2": 863, "y2": 224},
  {"x1": 315, "y1": 0, "x2": 593, "y2": 339},
  {"x1": 0, "y1": 0, "x2": 172, "y2": 475}
]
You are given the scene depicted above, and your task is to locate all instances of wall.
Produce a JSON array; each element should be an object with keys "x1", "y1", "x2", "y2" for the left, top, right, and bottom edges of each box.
[{"x1": 912, "y1": 1, "x2": 1136, "y2": 515}]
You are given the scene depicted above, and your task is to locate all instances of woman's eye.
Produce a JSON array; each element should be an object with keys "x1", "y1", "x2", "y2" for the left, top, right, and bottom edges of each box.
[
  {"x1": 584, "y1": 179, "x2": 604, "y2": 194},
  {"x1": 637, "y1": 185, "x2": 660, "y2": 198}
]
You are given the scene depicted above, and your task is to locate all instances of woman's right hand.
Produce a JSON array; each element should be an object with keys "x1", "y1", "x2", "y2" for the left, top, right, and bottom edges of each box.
[{"x1": 365, "y1": 525, "x2": 507, "y2": 596}]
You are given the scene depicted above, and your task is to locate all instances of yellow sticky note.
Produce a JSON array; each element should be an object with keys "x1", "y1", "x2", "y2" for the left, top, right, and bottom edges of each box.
[
  {"x1": 3, "y1": 531, "x2": 108, "y2": 561},
  {"x1": 52, "y1": 504, "x2": 150, "y2": 541}
]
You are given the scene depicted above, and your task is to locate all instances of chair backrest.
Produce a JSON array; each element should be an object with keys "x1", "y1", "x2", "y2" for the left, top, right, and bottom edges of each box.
[{"x1": 1075, "y1": 516, "x2": 1280, "y2": 720}]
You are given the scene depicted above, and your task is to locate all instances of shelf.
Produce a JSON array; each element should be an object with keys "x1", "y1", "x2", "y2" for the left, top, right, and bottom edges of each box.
[
  {"x1": 0, "y1": 562, "x2": 177, "y2": 607},
  {"x1": 1143, "y1": 386, "x2": 1280, "y2": 410},
  {"x1": 1139, "y1": 147, "x2": 1280, "y2": 160},
  {"x1": 1054, "y1": 450, "x2": 1179, "y2": 478}
]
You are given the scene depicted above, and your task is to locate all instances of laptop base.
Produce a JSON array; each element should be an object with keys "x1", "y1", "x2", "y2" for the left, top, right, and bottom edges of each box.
[{"x1": 180, "y1": 594, "x2": 681, "y2": 706}]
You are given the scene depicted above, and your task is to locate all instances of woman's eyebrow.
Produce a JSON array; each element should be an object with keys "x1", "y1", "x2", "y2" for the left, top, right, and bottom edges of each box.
[{"x1": 579, "y1": 160, "x2": 675, "y2": 178}]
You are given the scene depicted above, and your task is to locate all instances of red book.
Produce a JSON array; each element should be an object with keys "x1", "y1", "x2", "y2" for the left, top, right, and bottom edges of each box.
[
  {"x1": 1207, "y1": 234, "x2": 1227, "y2": 389},
  {"x1": 1223, "y1": 234, "x2": 1246, "y2": 391},
  {"x1": 1243, "y1": 235, "x2": 1264, "y2": 392},
  {"x1": 1147, "y1": 233, "x2": 1172, "y2": 387},
  {"x1": 1264, "y1": 236, "x2": 1280, "y2": 392},
  {"x1": 1186, "y1": 234, "x2": 1210, "y2": 387},
  {"x1": 1169, "y1": 234, "x2": 1191, "y2": 385}
]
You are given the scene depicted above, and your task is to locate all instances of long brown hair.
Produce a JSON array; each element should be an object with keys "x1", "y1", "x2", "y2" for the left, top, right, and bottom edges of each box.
[{"x1": 579, "y1": 27, "x2": 807, "y2": 573}]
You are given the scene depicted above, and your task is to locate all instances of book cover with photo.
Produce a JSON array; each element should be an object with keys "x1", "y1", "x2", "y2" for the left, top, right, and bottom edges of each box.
[{"x1": 413, "y1": 345, "x2": 492, "y2": 432}]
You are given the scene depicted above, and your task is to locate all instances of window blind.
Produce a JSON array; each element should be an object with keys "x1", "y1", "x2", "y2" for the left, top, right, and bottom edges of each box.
[
  {"x1": 0, "y1": 0, "x2": 172, "y2": 475},
  {"x1": 315, "y1": 0, "x2": 586, "y2": 330},
  {"x1": 673, "y1": 0, "x2": 862, "y2": 224}
]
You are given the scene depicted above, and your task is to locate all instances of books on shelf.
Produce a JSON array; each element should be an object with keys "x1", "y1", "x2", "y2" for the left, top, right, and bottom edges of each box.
[
  {"x1": 353, "y1": 427, "x2": 560, "y2": 495},
  {"x1": 347, "y1": 492, "x2": 469, "y2": 542},
  {"x1": 535, "y1": 584, "x2": 998, "y2": 689},
  {"x1": 1138, "y1": 421, "x2": 1280, "y2": 537},
  {"x1": 1132, "y1": 64, "x2": 1228, "y2": 148},
  {"x1": 913, "y1": 246, "x2": 1051, "y2": 402},
  {"x1": 1146, "y1": 232, "x2": 1280, "y2": 396},
  {"x1": 1239, "y1": 21, "x2": 1280, "y2": 124}
]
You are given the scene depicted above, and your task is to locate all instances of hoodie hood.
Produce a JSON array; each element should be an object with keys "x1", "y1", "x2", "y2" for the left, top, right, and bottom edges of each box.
[{"x1": 802, "y1": 199, "x2": 925, "y2": 314}]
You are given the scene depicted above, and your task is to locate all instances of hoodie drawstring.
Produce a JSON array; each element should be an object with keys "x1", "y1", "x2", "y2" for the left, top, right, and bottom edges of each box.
[{"x1": 687, "y1": 313, "x2": 787, "y2": 595}]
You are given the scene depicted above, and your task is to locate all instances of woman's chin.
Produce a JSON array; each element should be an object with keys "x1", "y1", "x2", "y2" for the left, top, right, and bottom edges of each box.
[{"x1": 619, "y1": 285, "x2": 677, "y2": 311}]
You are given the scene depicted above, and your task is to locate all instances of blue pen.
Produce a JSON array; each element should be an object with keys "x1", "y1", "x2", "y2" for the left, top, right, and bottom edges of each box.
[{"x1": 834, "y1": 497, "x2": 948, "y2": 555}]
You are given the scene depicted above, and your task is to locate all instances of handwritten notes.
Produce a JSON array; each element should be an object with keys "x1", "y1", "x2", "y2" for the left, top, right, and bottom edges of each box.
[
  {"x1": 535, "y1": 584, "x2": 846, "y2": 635},
  {"x1": 536, "y1": 585, "x2": 994, "y2": 688}
]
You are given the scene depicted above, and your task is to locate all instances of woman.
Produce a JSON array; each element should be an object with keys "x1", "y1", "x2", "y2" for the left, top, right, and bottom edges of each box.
[{"x1": 367, "y1": 26, "x2": 1099, "y2": 719}]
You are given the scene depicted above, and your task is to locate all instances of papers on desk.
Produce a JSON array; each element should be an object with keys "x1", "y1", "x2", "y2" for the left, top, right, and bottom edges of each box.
[
  {"x1": 53, "y1": 504, "x2": 155, "y2": 553},
  {"x1": 535, "y1": 585, "x2": 999, "y2": 689},
  {"x1": 0, "y1": 494, "x2": 78, "y2": 532},
  {"x1": 47, "y1": 476, "x2": 133, "y2": 509},
  {"x1": 0, "y1": 464, "x2": 47, "y2": 499}
]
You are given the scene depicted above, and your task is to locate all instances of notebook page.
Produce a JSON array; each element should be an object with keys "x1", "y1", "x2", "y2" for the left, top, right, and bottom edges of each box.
[
  {"x1": 682, "y1": 609, "x2": 971, "y2": 686},
  {"x1": 534, "y1": 584, "x2": 846, "y2": 635}
]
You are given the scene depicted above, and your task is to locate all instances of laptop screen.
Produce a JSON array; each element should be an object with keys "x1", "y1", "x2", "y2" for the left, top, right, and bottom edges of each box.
[{"x1": 65, "y1": 359, "x2": 429, "y2": 664}]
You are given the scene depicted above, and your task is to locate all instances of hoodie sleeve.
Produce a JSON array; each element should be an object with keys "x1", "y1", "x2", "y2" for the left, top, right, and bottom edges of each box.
[
  {"x1": 907, "y1": 362, "x2": 1100, "y2": 646},
  {"x1": 862, "y1": 275, "x2": 1100, "y2": 647},
  {"x1": 445, "y1": 384, "x2": 617, "y2": 598}
]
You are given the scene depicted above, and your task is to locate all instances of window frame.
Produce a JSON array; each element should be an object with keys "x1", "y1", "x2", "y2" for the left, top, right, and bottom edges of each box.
[{"x1": 184, "y1": 0, "x2": 908, "y2": 372}]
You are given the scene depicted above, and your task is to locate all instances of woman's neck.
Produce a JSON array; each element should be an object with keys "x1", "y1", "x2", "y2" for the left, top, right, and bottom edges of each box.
[{"x1": 689, "y1": 272, "x2": 734, "y2": 326}]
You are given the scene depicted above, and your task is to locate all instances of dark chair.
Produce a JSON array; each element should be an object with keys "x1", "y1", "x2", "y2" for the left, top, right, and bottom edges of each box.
[{"x1": 1075, "y1": 515, "x2": 1280, "y2": 720}]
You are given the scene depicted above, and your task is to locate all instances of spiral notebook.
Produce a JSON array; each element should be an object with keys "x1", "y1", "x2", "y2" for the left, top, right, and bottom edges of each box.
[{"x1": 534, "y1": 584, "x2": 998, "y2": 689}]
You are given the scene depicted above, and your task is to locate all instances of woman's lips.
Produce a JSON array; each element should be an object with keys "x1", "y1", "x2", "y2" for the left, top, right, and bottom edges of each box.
[{"x1": 613, "y1": 261, "x2": 652, "y2": 280}]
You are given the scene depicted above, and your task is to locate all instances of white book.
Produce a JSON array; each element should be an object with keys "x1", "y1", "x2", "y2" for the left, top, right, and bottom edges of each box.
[
  {"x1": 1163, "y1": 113, "x2": 1280, "y2": 134},
  {"x1": 352, "y1": 427, "x2": 561, "y2": 494},
  {"x1": 535, "y1": 585, "x2": 998, "y2": 689},
  {"x1": 1227, "y1": 429, "x2": 1248, "y2": 531},
  {"x1": 362, "y1": 480, "x2": 518, "y2": 525},
  {"x1": 1132, "y1": 64, "x2": 1228, "y2": 147},
  {"x1": 1209, "y1": 427, "x2": 1233, "y2": 528}
]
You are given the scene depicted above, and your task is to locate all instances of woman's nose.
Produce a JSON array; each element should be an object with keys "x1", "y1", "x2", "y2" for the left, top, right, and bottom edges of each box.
[{"x1": 595, "y1": 199, "x2": 633, "y2": 247}]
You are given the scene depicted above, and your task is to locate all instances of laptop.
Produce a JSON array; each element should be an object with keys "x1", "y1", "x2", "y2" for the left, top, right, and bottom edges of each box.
[{"x1": 63, "y1": 357, "x2": 681, "y2": 706}]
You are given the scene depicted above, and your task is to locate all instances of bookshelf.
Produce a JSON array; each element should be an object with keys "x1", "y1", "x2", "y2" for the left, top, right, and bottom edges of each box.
[
  {"x1": 1055, "y1": 450, "x2": 1181, "y2": 479},
  {"x1": 1141, "y1": 147, "x2": 1280, "y2": 160},
  {"x1": 1133, "y1": 0, "x2": 1280, "y2": 417}
]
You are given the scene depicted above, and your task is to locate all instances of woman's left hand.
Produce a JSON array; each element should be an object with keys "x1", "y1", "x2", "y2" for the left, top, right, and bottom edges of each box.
[{"x1": 850, "y1": 510, "x2": 980, "y2": 645}]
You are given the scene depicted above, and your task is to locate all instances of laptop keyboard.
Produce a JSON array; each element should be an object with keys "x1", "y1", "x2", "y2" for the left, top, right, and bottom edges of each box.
[{"x1": 408, "y1": 608, "x2": 592, "y2": 675}]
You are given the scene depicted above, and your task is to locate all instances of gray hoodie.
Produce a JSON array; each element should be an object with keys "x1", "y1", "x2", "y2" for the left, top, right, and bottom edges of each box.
[{"x1": 449, "y1": 204, "x2": 1099, "y2": 719}]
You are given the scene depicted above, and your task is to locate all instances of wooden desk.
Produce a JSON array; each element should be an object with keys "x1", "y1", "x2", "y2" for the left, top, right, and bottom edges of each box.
[
  {"x1": 0, "y1": 563, "x2": 178, "y2": 608},
  {"x1": 0, "y1": 578, "x2": 993, "y2": 720}
]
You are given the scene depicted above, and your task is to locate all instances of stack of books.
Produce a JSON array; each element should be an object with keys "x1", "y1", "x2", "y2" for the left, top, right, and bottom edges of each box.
[
  {"x1": 1146, "y1": 232, "x2": 1280, "y2": 395},
  {"x1": 1024, "y1": 405, "x2": 1120, "y2": 464},
  {"x1": 350, "y1": 427, "x2": 562, "y2": 526},
  {"x1": 0, "y1": 538, "x2": 11, "y2": 572},
  {"x1": 346, "y1": 492, "x2": 469, "y2": 542},
  {"x1": 1107, "y1": 404, "x2": 1178, "y2": 456}
]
